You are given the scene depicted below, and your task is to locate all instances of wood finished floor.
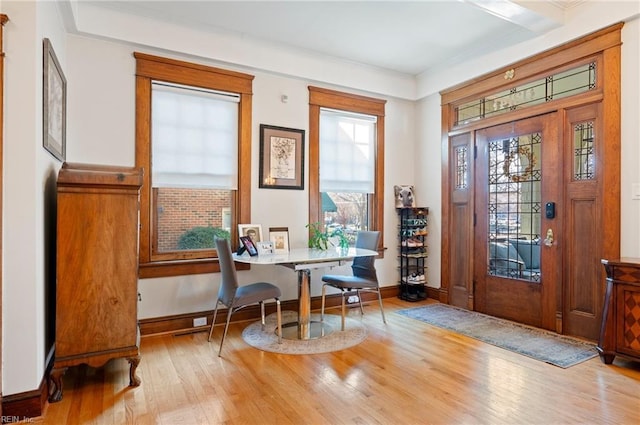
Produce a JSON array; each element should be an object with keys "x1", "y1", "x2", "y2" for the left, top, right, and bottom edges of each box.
[{"x1": 36, "y1": 298, "x2": 640, "y2": 424}]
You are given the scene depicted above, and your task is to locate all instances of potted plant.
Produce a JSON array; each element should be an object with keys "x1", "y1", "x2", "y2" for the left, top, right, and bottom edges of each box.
[{"x1": 306, "y1": 222, "x2": 349, "y2": 250}]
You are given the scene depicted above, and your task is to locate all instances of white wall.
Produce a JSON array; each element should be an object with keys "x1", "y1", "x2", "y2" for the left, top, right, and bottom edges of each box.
[
  {"x1": 619, "y1": 17, "x2": 640, "y2": 256},
  {"x1": 65, "y1": 34, "x2": 416, "y2": 318},
  {"x1": 2, "y1": 0, "x2": 65, "y2": 395}
]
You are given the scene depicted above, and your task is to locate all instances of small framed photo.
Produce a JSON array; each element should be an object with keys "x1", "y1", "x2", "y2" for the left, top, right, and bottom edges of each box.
[
  {"x1": 259, "y1": 124, "x2": 305, "y2": 190},
  {"x1": 43, "y1": 38, "x2": 67, "y2": 162},
  {"x1": 239, "y1": 236, "x2": 258, "y2": 256},
  {"x1": 255, "y1": 241, "x2": 275, "y2": 255},
  {"x1": 269, "y1": 227, "x2": 290, "y2": 253},
  {"x1": 238, "y1": 224, "x2": 263, "y2": 243}
]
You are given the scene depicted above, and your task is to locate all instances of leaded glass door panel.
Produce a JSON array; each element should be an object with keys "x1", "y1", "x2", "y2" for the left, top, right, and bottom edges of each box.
[{"x1": 474, "y1": 115, "x2": 561, "y2": 329}]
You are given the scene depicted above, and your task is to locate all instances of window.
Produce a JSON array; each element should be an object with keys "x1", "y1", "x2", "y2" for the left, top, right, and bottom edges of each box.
[
  {"x1": 135, "y1": 53, "x2": 253, "y2": 277},
  {"x1": 308, "y1": 86, "x2": 385, "y2": 249}
]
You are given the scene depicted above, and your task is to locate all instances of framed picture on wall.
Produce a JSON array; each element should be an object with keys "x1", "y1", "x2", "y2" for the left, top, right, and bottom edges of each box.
[
  {"x1": 259, "y1": 124, "x2": 305, "y2": 190},
  {"x1": 43, "y1": 38, "x2": 67, "y2": 162}
]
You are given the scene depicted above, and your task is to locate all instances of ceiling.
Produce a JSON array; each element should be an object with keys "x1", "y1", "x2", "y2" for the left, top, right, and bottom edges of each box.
[{"x1": 80, "y1": 0, "x2": 582, "y2": 76}]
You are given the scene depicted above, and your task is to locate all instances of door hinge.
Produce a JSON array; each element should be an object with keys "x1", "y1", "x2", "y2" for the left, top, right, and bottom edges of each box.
[
  {"x1": 473, "y1": 212, "x2": 477, "y2": 227},
  {"x1": 474, "y1": 145, "x2": 478, "y2": 159}
]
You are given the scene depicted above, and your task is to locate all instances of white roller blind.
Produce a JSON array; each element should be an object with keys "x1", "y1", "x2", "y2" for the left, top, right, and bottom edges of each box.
[
  {"x1": 152, "y1": 81, "x2": 239, "y2": 189},
  {"x1": 319, "y1": 108, "x2": 376, "y2": 193}
]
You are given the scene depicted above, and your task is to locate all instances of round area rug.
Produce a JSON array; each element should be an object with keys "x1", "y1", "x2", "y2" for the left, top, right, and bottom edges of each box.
[{"x1": 242, "y1": 310, "x2": 368, "y2": 355}]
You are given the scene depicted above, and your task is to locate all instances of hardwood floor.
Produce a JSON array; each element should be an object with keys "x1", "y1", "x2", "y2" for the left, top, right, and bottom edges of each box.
[{"x1": 36, "y1": 298, "x2": 640, "y2": 424}]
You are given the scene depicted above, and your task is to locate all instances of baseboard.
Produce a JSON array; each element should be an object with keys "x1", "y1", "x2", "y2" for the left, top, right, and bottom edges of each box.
[
  {"x1": 1, "y1": 344, "x2": 53, "y2": 422},
  {"x1": 1, "y1": 371, "x2": 48, "y2": 422},
  {"x1": 140, "y1": 285, "x2": 405, "y2": 337}
]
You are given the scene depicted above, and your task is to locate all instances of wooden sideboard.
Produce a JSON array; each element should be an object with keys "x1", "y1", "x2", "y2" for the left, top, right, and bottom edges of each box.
[
  {"x1": 49, "y1": 163, "x2": 143, "y2": 402},
  {"x1": 597, "y1": 258, "x2": 640, "y2": 364}
]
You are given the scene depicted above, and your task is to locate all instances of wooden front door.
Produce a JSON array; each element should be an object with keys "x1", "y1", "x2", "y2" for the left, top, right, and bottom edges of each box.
[{"x1": 473, "y1": 114, "x2": 561, "y2": 330}]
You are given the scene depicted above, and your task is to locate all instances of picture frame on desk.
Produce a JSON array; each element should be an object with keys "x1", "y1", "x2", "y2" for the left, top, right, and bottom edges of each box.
[
  {"x1": 255, "y1": 241, "x2": 275, "y2": 255},
  {"x1": 269, "y1": 227, "x2": 290, "y2": 253},
  {"x1": 239, "y1": 236, "x2": 258, "y2": 256},
  {"x1": 238, "y1": 224, "x2": 263, "y2": 243}
]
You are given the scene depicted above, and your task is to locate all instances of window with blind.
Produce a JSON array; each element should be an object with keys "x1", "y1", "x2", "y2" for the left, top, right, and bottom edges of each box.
[
  {"x1": 151, "y1": 82, "x2": 238, "y2": 255},
  {"x1": 135, "y1": 53, "x2": 253, "y2": 277},
  {"x1": 308, "y1": 86, "x2": 385, "y2": 250},
  {"x1": 320, "y1": 109, "x2": 376, "y2": 244}
]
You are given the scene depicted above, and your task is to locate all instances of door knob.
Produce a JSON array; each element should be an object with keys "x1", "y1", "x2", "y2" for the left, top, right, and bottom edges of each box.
[{"x1": 544, "y1": 229, "x2": 554, "y2": 247}]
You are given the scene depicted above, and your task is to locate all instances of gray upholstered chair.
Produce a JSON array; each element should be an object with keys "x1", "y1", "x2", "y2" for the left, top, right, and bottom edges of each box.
[
  {"x1": 208, "y1": 238, "x2": 282, "y2": 356},
  {"x1": 320, "y1": 230, "x2": 386, "y2": 331}
]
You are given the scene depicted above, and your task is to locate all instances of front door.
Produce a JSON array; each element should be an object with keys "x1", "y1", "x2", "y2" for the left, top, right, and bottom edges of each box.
[{"x1": 474, "y1": 114, "x2": 561, "y2": 330}]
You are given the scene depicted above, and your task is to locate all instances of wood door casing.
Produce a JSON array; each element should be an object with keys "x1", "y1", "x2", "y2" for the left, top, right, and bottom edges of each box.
[{"x1": 0, "y1": 13, "x2": 9, "y2": 415}]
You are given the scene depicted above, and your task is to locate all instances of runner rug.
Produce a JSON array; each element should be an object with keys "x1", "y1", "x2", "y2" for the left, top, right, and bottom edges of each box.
[{"x1": 396, "y1": 303, "x2": 598, "y2": 368}]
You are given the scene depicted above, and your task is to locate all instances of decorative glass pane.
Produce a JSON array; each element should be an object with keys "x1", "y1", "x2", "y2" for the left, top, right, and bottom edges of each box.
[
  {"x1": 574, "y1": 121, "x2": 595, "y2": 180},
  {"x1": 455, "y1": 62, "x2": 596, "y2": 125},
  {"x1": 487, "y1": 133, "x2": 542, "y2": 283},
  {"x1": 455, "y1": 146, "x2": 468, "y2": 189}
]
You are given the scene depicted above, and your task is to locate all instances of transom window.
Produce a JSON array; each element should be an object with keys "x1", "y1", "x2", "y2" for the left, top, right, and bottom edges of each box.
[{"x1": 455, "y1": 61, "x2": 597, "y2": 126}]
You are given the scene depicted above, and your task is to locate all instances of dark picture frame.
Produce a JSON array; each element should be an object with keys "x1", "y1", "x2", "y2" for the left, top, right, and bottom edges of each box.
[
  {"x1": 239, "y1": 236, "x2": 259, "y2": 256},
  {"x1": 259, "y1": 124, "x2": 305, "y2": 190},
  {"x1": 43, "y1": 38, "x2": 66, "y2": 162}
]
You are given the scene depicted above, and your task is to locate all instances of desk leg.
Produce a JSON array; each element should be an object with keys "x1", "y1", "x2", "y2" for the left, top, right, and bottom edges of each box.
[
  {"x1": 280, "y1": 267, "x2": 334, "y2": 340},
  {"x1": 298, "y1": 269, "x2": 311, "y2": 339}
]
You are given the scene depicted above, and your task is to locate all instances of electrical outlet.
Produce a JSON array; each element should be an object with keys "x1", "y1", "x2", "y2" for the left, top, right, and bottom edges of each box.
[
  {"x1": 193, "y1": 317, "x2": 207, "y2": 327},
  {"x1": 347, "y1": 295, "x2": 359, "y2": 304}
]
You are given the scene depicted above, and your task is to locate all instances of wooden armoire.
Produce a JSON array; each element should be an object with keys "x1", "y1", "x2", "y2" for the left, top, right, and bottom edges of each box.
[{"x1": 49, "y1": 163, "x2": 143, "y2": 402}]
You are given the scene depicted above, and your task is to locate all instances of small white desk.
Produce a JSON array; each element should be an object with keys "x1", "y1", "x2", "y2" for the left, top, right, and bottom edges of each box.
[{"x1": 233, "y1": 247, "x2": 377, "y2": 340}]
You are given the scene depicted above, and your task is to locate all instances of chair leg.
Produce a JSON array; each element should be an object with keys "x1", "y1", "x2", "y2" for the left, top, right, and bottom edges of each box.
[
  {"x1": 320, "y1": 284, "x2": 327, "y2": 322},
  {"x1": 341, "y1": 291, "x2": 346, "y2": 331},
  {"x1": 376, "y1": 289, "x2": 387, "y2": 324},
  {"x1": 356, "y1": 289, "x2": 365, "y2": 315},
  {"x1": 208, "y1": 299, "x2": 221, "y2": 342},
  {"x1": 218, "y1": 307, "x2": 234, "y2": 357},
  {"x1": 275, "y1": 298, "x2": 282, "y2": 344},
  {"x1": 260, "y1": 301, "x2": 266, "y2": 330}
]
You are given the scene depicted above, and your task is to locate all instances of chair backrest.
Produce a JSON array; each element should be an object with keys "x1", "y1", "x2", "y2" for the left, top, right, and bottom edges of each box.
[
  {"x1": 352, "y1": 230, "x2": 380, "y2": 281},
  {"x1": 215, "y1": 238, "x2": 239, "y2": 306}
]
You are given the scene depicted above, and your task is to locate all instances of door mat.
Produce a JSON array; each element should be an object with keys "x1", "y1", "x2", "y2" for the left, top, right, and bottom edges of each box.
[{"x1": 396, "y1": 303, "x2": 598, "y2": 368}]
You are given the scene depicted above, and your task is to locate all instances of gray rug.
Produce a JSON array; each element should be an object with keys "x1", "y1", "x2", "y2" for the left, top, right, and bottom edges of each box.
[
  {"x1": 242, "y1": 311, "x2": 368, "y2": 355},
  {"x1": 397, "y1": 303, "x2": 598, "y2": 368}
]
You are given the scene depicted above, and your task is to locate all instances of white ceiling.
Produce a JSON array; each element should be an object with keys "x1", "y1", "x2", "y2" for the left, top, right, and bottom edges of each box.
[{"x1": 79, "y1": 0, "x2": 581, "y2": 76}]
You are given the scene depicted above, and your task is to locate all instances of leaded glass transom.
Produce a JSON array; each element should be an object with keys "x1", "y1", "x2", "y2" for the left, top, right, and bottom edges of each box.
[{"x1": 456, "y1": 62, "x2": 596, "y2": 125}]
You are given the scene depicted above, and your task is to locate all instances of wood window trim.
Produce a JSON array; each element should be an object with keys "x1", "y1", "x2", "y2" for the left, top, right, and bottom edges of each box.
[
  {"x1": 308, "y1": 86, "x2": 386, "y2": 254},
  {"x1": 134, "y1": 52, "x2": 254, "y2": 278}
]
